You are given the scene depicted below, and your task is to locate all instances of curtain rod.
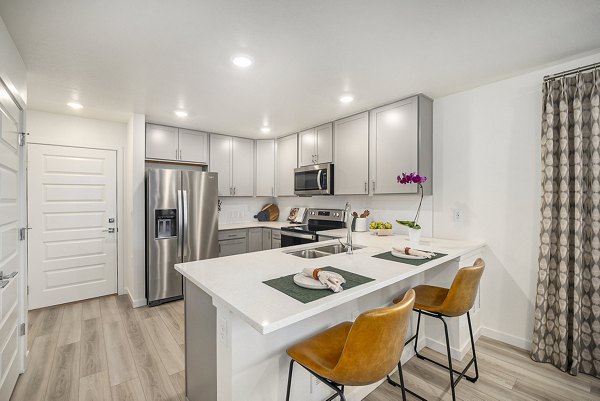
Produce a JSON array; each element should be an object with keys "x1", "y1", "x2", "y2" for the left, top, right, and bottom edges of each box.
[{"x1": 543, "y1": 61, "x2": 600, "y2": 81}]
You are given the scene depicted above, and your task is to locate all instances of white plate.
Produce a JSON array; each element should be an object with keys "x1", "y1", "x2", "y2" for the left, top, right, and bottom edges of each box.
[
  {"x1": 293, "y1": 274, "x2": 328, "y2": 289},
  {"x1": 391, "y1": 249, "x2": 427, "y2": 260}
]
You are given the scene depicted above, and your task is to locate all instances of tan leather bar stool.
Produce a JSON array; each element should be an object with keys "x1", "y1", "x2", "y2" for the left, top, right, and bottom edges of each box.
[
  {"x1": 285, "y1": 289, "x2": 415, "y2": 401},
  {"x1": 388, "y1": 258, "x2": 485, "y2": 401}
]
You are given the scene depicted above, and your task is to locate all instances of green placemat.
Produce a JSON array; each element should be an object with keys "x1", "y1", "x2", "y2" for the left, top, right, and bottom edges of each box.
[
  {"x1": 372, "y1": 250, "x2": 448, "y2": 266},
  {"x1": 263, "y1": 267, "x2": 374, "y2": 304}
]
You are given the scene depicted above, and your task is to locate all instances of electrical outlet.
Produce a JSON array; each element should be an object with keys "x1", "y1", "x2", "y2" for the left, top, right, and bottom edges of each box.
[
  {"x1": 453, "y1": 209, "x2": 461, "y2": 222},
  {"x1": 310, "y1": 375, "x2": 322, "y2": 393}
]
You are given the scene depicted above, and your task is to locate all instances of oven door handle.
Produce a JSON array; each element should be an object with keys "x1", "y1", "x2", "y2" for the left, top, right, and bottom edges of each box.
[
  {"x1": 281, "y1": 231, "x2": 317, "y2": 241},
  {"x1": 317, "y1": 169, "x2": 323, "y2": 190}
]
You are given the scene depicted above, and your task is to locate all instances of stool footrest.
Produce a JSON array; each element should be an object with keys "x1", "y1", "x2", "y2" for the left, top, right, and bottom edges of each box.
[{"x1": 387, "y1": 375, "x2": 426, "y2": 401}]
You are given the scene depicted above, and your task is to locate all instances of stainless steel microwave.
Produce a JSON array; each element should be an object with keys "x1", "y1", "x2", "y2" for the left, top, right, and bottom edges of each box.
[{"x1": 294, "y1": 163, "x2": 334, "y2": 196}]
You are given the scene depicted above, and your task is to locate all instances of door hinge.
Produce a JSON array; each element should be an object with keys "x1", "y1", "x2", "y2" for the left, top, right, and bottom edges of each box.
[
  {"x1": 19, "y1": 323, "x2": 25, "y2": 336},
  {"x1": 18, "y1": 132, "x2": 28, "y2": 146},
  {"x1": 19, "y1": 227, "x2": 31, "y2": 241}
]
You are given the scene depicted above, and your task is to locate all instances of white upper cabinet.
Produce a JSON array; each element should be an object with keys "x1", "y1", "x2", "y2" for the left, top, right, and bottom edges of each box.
[
  {"x1": 146, "y1": 124, "x2": 179, "y2": 161},
  {"x1": 231, "y1": 137, "x2": 254, "y2": 197},
  {"x1": 178, "y1": 129, "x2": 209, "y2": 164},
  {"x1": 146, "y1": 124, "x2": 208, "y2": 164},
  {"x1": 369, "y1": 95, "x2": 432, "y2": 195},
  {"x1": 255, "y1": 140, "x2": 275, "y2": 197},
  {"x1": 298, "y1": 123, "x2": 333, "y2": 166},
  {"x1": 315, "y1": 123, "x2": 333, "y2": 164},
  {"x1": 334, "y1": 112, "x2": 369, "y2": 195},
  {"x1": 276, "y1": 134, "x2": 298, "y2": 196},
  {"x1": 210, "y1": 135, "x2": 254, "y2": 197},
  {"x1": 298, "y1": 128, "x2": 316, "y2": 167},
  {"x1": 209, "y1": 134, "x2": 232, "y2": 196}
]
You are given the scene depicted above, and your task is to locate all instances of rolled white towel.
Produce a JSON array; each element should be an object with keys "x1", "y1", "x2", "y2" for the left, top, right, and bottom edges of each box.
[
  {"x1": 391, "y1": 246, "x2": 436, "y2": 259},
  {"x1": 302, "y1": 268, "x2": 346, "y2": 293}
]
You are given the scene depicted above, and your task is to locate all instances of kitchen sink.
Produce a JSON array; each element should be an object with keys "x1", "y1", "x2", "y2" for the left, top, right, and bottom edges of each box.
[
  {"x1": 286, "y1": 249, "x2": 332, "y2": 259},
  {"x1": 285, "y1": 243, "x2": 365, "y2": 259},
  {"x1": 314, "y1": 244, "x2": 364, "y2": 255}
]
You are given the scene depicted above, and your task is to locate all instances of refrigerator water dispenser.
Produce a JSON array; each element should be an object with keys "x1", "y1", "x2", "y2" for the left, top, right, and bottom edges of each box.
[{"x1": 155, "y1": 209, "x2": 177, "y2": 239}]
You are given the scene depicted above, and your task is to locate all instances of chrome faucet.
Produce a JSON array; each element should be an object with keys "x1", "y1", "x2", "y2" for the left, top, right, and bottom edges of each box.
[{"x1": 344, "y1": 202, "x2": 353, "y2": 254}]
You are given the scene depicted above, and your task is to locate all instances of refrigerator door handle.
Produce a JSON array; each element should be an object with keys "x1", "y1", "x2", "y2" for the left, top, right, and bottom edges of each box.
[
  {"x1": 177, "y1": 190, "x2": 183, "y2": 258},
  {"x1": 182, "y1": 190, "x2": 189, "y2": 258}
]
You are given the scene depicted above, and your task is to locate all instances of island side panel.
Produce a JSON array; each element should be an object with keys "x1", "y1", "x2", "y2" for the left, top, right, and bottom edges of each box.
[{"x1": 185, "y1": 278, "x2": 218, "y2": 401}]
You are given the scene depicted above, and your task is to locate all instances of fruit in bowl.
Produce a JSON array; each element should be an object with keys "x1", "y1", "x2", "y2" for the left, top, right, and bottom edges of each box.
[{"x1": 369, "y1": 221, "x2": 393, "y2": 236}]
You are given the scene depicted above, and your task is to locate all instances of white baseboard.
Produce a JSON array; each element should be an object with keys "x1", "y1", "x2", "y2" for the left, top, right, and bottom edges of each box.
[
  {"x1": 481, "y1": 327, "x2": 531, "y2": 351},
  {"x1": 425, "y1": 326, "x2": 482, "y2": 361},
  {"x1": 127, "y1": 288, "x2": 147, "y2": 308}
]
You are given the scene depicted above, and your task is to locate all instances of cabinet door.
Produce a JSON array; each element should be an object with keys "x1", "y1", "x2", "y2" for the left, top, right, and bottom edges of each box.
[
  {"x1": 315, "y1": 123, "x2": 333, "y2": 164},
  {"x1": 231, "y1": 137, "x2": 254, "y2": 196},
  {"x1": 272, "y1": 238, "x2": 281, "y2": 249},
  {"x1": 218, "y1": 238, "x2": 247, "y2": 257},
  {"x1": 262, "y1": 228, "x2": 272, "y2": 250},
  {"x1": 276, "y1": 134, "x2": 298, "y2": 196},
  {"x1": 179, "y1": 129, "x2": 208, "y2": 164},
  {"x1": 298, "y1": 128, "x2": 316, "y2": 167},
  {"x1": 146, "y1": 124, "x2": 179, "y2": 160},
  {"x1": 248, "y1": 228, "x2": 263, "y2": 252},
  {"x1": 255, "y1": 140, "x2": 275, "y2": 197},
  {"x1": 334, "y1": 113, "x2": 369, "y2": 195},
  {"x1": 369, "y1": 98, "x2": 418, "y2": 194},
  {"x1": 209, "y1": 134, "x2": 232, "y2": 196}
]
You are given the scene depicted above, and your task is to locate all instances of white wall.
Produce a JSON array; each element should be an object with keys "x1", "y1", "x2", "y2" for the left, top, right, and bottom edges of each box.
[
  {"x1": 125, "y1": 113, "x2": 146, "y2": 306},
  {"x1": 0, "y1": 15, "x2": 26, "y2": 105},
  {"x1": 27, "y1": 110, "x2": 128, "y2": 295},
  {"x1": 432, "y1": 51, "x2": 600, "y2": 350}
]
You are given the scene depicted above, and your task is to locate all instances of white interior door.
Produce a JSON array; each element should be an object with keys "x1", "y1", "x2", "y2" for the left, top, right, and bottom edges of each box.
[
  {"x1": 0, "y1": 84, "x2": 24, "y2": 401},
  {"x1": 27, "y1": 144, "x2": 117, "y2": 309}
]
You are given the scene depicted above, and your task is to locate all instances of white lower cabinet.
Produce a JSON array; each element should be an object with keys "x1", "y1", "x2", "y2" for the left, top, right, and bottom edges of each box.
[
  {"x1": 248, "y1": 228, "x2": 263, "y2": 253},
  {"x1": 276, "y1": 134, "x2": 298, "y2": 196},
  {"x1": 262, "y1": 228, "x2": 272, "y2": 250},
  {"x1": 271, "y1": 230, "x2": 281, "y2": 248}
]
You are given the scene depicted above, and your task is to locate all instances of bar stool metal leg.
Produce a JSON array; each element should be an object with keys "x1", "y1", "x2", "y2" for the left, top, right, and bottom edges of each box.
[
  {"x1": 286, "y1": 360, "x2": 346, "y2": 401},
  {"x1": 286, "y1": 360, "x2": 294, "y2": 401}
]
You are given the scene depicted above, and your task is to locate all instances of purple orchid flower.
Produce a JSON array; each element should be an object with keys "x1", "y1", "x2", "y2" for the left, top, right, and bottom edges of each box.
[{"x1": 396, "y1": 172, "x2": 427, "y2": 229}]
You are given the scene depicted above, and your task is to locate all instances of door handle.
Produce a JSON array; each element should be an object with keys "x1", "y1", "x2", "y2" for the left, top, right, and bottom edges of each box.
[
  {"x1": 182, "y1": 190, "x2": 188, "y2": 258},
  {"x1": 102, "y1": 228, "x2": 115, "y2": 233},
  {"x1": 177, "y1": 190, "x2": 183, "y2": 257}
]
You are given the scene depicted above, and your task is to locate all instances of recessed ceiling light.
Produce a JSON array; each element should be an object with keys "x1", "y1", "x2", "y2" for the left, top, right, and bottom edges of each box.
[
  {"x1": 174, "y1": 110, "x2": 188, "y2": 117},
  {"x1": 339, "y1": 95, "x2": 354, "y2": 103},
  {"x1": 260, "y1": 126, "x2": 271, "y2": 134},
  {"x1": 67, "y1": 102, "x2": 83, "y2": 109},
  {"x1": 232, "y1": 55, "x2": 253, "y2": 68}
]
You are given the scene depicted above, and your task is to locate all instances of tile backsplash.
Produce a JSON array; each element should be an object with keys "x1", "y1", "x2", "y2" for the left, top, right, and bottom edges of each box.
[{"x1": 218, "y1": 194, "x2": 433, "y2": 237}]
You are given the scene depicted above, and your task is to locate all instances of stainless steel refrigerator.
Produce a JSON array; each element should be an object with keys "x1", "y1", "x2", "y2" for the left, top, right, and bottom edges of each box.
[{"x1": 146, "y1": 168, "x2": 218, "y2": 306}]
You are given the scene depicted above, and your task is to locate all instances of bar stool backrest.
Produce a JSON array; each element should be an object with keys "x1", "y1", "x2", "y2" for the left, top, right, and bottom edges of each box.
[
  {"x1": 440, "y1": 258, "x2": 485, "y2": 317},
  {"x1": 329, "y1": 289, "x2": 415, "y2": 386}
]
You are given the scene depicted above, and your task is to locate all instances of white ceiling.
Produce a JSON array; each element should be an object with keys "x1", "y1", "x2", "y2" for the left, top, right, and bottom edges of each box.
[{"x1": 1, "y1": 0, "x2": 600, "y2": 138}]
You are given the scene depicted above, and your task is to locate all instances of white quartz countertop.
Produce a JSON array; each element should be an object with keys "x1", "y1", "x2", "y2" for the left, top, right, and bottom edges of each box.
[
  {"x1": 218, "y1": 221, "x2": 294, "y2": 230},
  {"x1": 176, "y1": 232, "x2": 485, "y2": 335}
]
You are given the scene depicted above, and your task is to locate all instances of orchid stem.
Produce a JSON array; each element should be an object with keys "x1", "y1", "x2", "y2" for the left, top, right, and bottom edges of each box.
[{"x1": 413, "y1": 184, "x2": 423, "y2": 225}]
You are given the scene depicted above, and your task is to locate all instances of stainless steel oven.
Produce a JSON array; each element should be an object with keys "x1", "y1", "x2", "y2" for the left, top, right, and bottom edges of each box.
[
  {"x1": 294, "y1": 163, "x2": 334, "y2": 196},
  {"x1": 280, "y1": 208, "x2": 345, "y2": 247}
]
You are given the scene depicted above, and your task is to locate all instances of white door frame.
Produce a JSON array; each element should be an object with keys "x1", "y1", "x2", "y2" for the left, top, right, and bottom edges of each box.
[{"x1": 27, "y1": 142, "x2": 125, "y2": 299}]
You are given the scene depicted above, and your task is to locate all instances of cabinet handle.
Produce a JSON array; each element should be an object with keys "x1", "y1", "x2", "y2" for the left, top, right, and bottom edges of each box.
[
  {"x1": 176, "y1": 149, "x2": 178, "y2": 160},
  {"x1": 179, "y1": 149, "x2": 182, "y2": 160},
  {"x1": 364, "y1": 182, "x2": 368, "y2": 193},
  {"x1": 372, "y1": 181, "x2": 376, "y2": 191},
  {"x1": 272, "y1": 187, "x2": 274, "y2": 196},
  {"x1": 234, "y1": 187, "x2": 236, "y2": 196}
]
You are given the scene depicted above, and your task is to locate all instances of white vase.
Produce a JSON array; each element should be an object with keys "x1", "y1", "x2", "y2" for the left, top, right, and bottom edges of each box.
[
  {"x1": 408, "y1": 228, "x2": 421, "y2": 244},
  {"x1": 354, "y1": 218, "x2": 367, "y2": 232}
]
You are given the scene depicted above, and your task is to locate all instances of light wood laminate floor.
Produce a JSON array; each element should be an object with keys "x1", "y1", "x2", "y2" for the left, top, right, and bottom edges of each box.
[{"x1": 11, "y1": 295, "x2": 600, "y2": 401}]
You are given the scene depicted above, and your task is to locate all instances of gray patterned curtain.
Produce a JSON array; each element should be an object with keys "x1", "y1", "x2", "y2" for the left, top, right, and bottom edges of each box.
[{"x1": 532, "y1": 68, "x2": 600, "y2": 377}]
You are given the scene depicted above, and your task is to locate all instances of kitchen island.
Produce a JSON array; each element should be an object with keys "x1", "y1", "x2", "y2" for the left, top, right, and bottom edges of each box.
[{"x1": 176, "y1": 233, "x2": 485, "y2": 401}]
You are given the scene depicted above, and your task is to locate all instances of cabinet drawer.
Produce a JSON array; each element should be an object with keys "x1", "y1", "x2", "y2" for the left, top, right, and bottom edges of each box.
[
  {"x1": 218, "y1": 238, "x2": 248, "y2": 257},
  {"x1": 271, "y1": 230, "x2": 281, "y2": 240},
  {"x1": 218, "y1": 229, "x2": 247, "y2": 241}
]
